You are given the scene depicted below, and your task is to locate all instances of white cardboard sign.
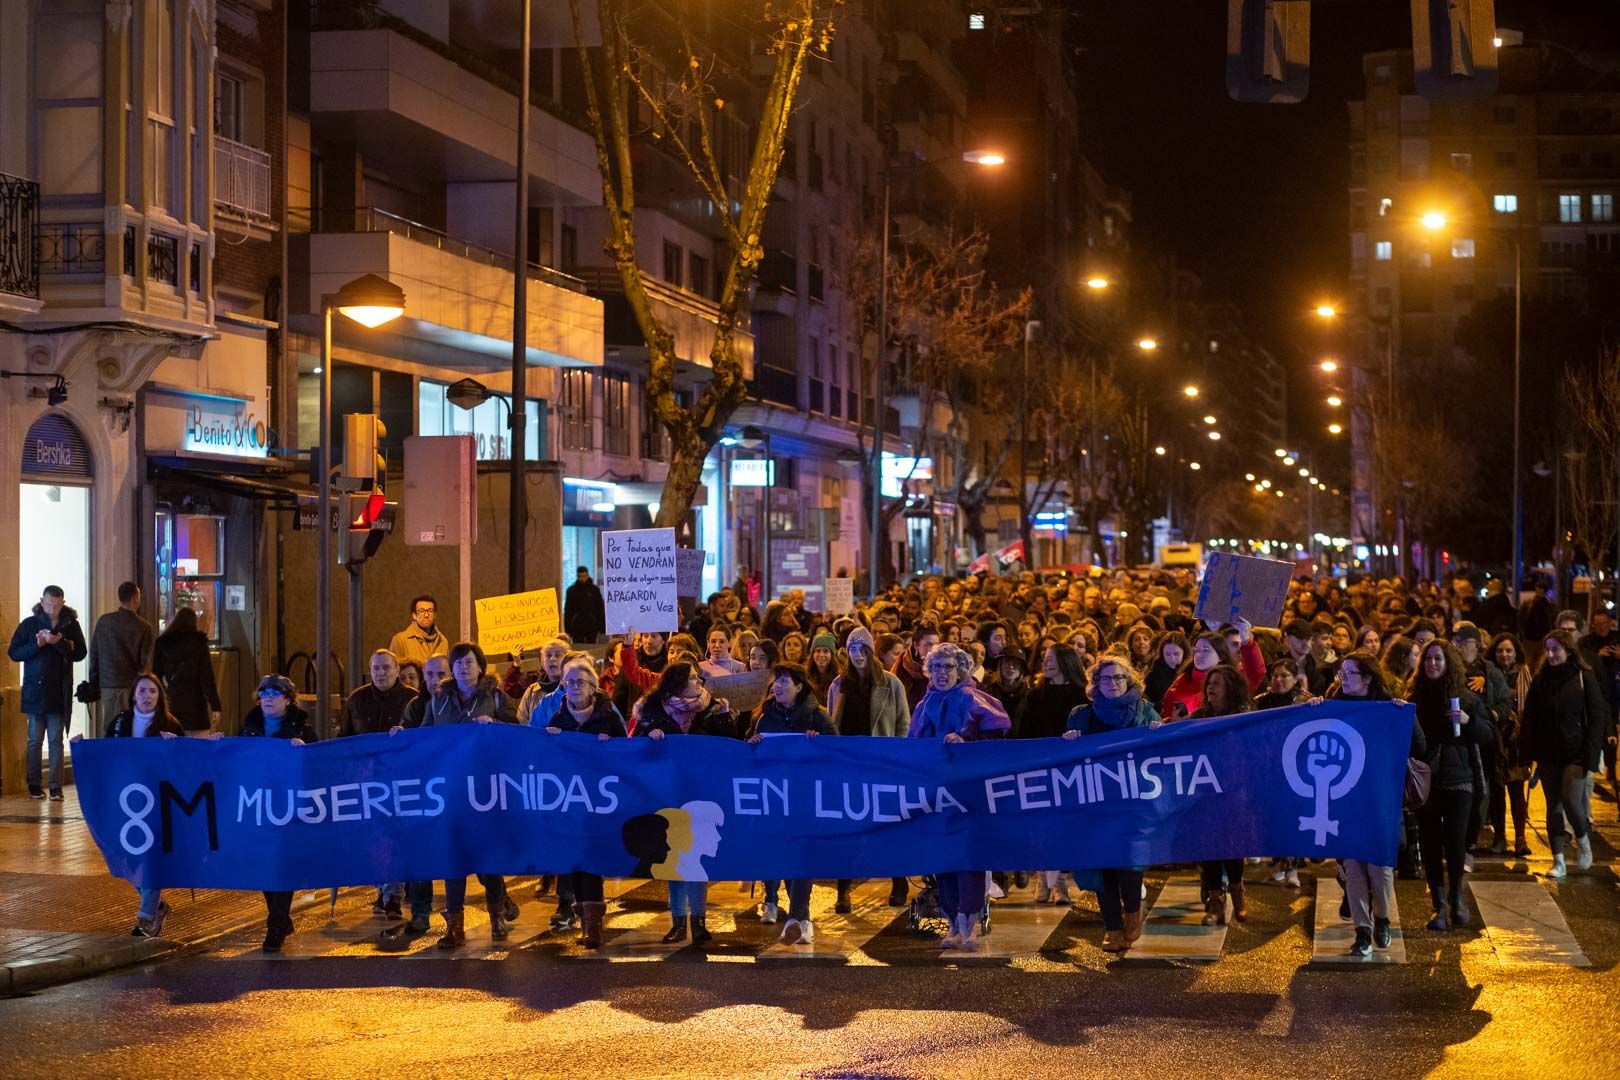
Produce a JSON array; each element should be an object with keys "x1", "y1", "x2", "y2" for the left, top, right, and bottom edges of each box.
[{"x1": 601, "y1": 528, "x2": 679, "y2": 634}]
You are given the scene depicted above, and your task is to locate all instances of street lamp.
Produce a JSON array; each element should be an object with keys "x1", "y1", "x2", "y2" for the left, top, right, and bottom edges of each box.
[
  {"x1": 872, "y1": 148, "x2": 1005, "y2": 598},
  {"x1": 1208, "y1": 431, "x2": 1221, "y2": 441},
  {"x1": 1326, "y1": 395, "x2": 1342, "y2": 407},
  {"x1": 1320, "y1": 359, "x2": 1339, "y2": 373},
  {"x1": 1085, "y1": 277, "x2": 1111, "y2": 290},
  {"x1": 740, "y1": 425, "x2": 772, "y2": 605},
  {"x1": 1328, "y1": 422, "x2": 1343, "y2": 435},
  {"x1": 1154, "y1": 445, "x2": 1167, "y2": 456},
  {"x1": 1202, "y1": 414, "x2": 1217, "y2": 425},
  {"x1": 1420, "y1": 210, "x2": 1447, "y2": 232},
  {"x1": 1137, "y1": 337, "x2": 1158, "y2": 351},
  {"x1": 1315, "y1": 304, "x2": 1337, "y2": 318},
  {"x1": 317, "y1": 273, "x2": 405, "y2": 737},
  {"x1": 1183, "y1": 384, "x2": 1200, "y2": 398}
]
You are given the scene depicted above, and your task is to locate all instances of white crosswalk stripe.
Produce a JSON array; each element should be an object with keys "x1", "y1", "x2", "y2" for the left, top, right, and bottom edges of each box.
[{"x1": 196, "y1": 867, "x2": 1605, "y2": 970}]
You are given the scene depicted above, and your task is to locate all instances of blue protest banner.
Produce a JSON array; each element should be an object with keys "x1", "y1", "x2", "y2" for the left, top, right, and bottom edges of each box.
[{"x1": 71, "y1": 701, "x2": 1410, "y2": 891}]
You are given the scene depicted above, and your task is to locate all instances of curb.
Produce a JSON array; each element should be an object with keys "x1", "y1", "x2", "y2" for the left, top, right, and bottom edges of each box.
[{"x1": 2, "y1": 888, "x2": 363, "y2": 996}]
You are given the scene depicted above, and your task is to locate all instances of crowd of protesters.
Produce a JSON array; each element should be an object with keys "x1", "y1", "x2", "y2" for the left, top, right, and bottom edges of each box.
[{"x1": 27, "y1": 563, "x2": 1617, "y2": 957}]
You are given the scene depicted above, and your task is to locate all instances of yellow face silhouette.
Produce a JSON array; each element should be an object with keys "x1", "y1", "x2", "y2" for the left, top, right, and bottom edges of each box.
[{"x1": 650, "y1": 808, "x2": 693, "y2": 880}]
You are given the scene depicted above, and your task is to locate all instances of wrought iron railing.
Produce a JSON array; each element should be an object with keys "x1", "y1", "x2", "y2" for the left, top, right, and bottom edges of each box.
[{"x1": 0, "y1": 173, "x2": 39, "y2": 298}]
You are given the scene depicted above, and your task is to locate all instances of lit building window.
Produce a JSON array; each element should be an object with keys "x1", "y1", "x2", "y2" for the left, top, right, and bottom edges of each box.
[
  {"x1": 1451, "y1": 238, "x2": 1476, "y2": 259},
  {"x1": 1594, "y1": 193, "x2": 1615, "y2": 223},
  {"x1": 1492, "y1": 193, "x2": 1517, "y2": 214},
  {"x1": 1559, "y1": 194, "x2": 1582, "y2": 223},
  {"x1": 1375, "y1": 240, "x2": 1393, "y2": 261},
  {"x1": 969, "y1": 12, "x2": 985, "y2": 30},
  {"x1": 1378, "y1": 197, "x2": 1393, "y2": 217}
]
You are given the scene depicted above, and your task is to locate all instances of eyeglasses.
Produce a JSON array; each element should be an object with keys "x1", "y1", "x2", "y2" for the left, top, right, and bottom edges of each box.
[
  {"x1": 256, "y1": 689, "x2": 285, "y2": 699},
  {"x1": 1099, "y1": 674, "x2": 1129, "y2": 686},
  {"x1": 413, "y1": 607, "x2": 435, "y2": 615}
]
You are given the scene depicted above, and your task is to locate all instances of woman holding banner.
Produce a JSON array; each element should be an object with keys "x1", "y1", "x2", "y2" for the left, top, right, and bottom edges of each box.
[
  {"x1": 543, "y1": 659, "x2": 626, "y2": 948},
  {"x1": 828, "y1": 625, "x2": 913, "y2": 906},
  {"x1": 746, "y1": 664, "x2": 834, "y2": 942},
  {"x1": 634, "y1": 662, "x2": 738, "y2": 945},
  {"x1": 239, "y1": 674, "x2": 317, "y2": 952},
  {"x1": 908, "y1": 642, "x2": 1011, "y2": 951},
  {"x1": 1325, "y1": 649, "x2": 1423, "y2": 956},
  {"x1": 420, "y1": 642, "x2": 518, "y2": 948},
  {"x1": 1063, "y1": 657, "x2": 1159, "y2": 952},
  {"x1": 1186, "y1": 666, "x2": 1255, "y2": 925}
]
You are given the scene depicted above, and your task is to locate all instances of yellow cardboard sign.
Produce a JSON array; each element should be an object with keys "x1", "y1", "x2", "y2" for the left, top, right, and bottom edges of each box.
[{"x1": 474, "y1": 588, "x2": 560, "y2": 658}]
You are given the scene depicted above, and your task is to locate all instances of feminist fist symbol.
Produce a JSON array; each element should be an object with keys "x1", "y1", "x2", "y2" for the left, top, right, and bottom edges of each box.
[{"x1": 1282, "y1": 719, "x2": 1367, "y2": 847}]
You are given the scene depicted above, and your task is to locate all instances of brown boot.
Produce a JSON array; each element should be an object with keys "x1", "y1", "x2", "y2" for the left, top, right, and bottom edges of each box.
[
  {"x1": 437, "y1": 911, "x2": 466, "y2": 949},
  {"x1": 1202, "y1": 890, "x2": 1227, "y2": 926},
  {"x1": 1123, "y1": 907, "x2": 1145, "y2": 944},
  {"x1": 488, "y1": 903, "x2": 510, "y2": 942},
  {"x1": 1230, "y1": 880, "x2": 1247, "y2": 923},
  {"x1": 578, "y1": 901, "x2": 607, "y2": 948},
  {"x1": 1101, "y1": 929, "x2": 1126, "y2": 953}
]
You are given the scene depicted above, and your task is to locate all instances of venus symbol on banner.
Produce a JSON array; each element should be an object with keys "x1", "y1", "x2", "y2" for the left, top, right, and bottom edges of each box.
[{"x1": 1281, "y1": 717, "x2": 1367, "y2": 845}]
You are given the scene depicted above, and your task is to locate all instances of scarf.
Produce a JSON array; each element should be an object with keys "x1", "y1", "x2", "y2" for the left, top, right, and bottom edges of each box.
[
  {"x1": 911, "y1": 683, "x2": 977, "y2": 740},
  {"x1": 1090, "y1": 687, "x2": 1144, "y2": 731},
  {"x1": 663, "y1": 694, "x2": 701, "y2": 733}
]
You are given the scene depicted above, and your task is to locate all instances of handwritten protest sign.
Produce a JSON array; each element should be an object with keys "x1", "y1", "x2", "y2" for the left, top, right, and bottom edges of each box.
[
  {"x1": 824, "y1": 576, "x2": 855, "y2": 614},
  {"x1": 602, "y1": 528, "x2": 678, "y2": 634},
  {"x1": 1194, "y1": 552, "x2": 1294, "y2": 629},
  {"x1": 474, "y1": 588, "x2": 559, "y2": 658},
  {"x1": 676, "y1": 547, "x2": 706, "y2": 598},
  {"x1": 706, "y1": 669, "x2": 772, "y2": 716}
]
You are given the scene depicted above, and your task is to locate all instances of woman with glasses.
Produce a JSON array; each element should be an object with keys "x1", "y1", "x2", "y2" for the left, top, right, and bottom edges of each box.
[
  {"x1": 419, "y1": 642, "x2": 518, "y2": 948},
  {"x1": 240, "y1": 674, "x2": 317, "y2": 952},
  {"x1": 541, "y1": 659, "x2": 626, "y2": 948},
  {"x1": 908, "y1": 642, "x2": 1011, "y2": 951},
  {"x1": 1325, "y1": 649, "x2": 1423, "y2": 956},
  {"x1": 1063, "y1": 657, "x2": 1159, "y2": 952}
]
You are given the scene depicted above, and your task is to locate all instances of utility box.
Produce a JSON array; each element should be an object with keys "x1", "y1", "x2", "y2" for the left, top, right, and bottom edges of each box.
[{"x1": 403, "y1": 435, "x2": 477, "y2": 547}]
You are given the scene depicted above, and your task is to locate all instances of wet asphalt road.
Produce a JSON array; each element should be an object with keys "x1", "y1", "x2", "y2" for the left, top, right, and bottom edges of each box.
[{"x1": 3, "y1": 867, "x2": 1617, "y2": 1079}]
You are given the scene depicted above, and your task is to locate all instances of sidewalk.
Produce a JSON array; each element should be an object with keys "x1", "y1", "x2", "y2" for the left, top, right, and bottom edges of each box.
[{"x1": 0, "y1": 787, "x2": 347, "y2": 994}]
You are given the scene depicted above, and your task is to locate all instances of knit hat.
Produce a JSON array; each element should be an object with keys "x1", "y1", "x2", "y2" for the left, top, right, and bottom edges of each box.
[
  {"x1": 811, "y1": 632, "x2": 838, "y2": 655},
  {"x1": 845, "y1": 625, "x2": 876, "y2": 653},
  {"x1": 256, "y1": 674, "x2": 297, "y2": 700}
]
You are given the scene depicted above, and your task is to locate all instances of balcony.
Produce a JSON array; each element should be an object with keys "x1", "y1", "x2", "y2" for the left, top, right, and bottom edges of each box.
[
  {"x1": 752, "y1": 364, "x2": 799, "y2": 409},
  {"x1": 214, "y1": 136, "x2": 273, "y2": 226},
  {"x1": 570, "y1": 266, "x2": 753, "y2": 380},
  {"x1": 304, "y1": 207, "x2": 602, "y2": 371},
  {"x1": 0, "y1": 173, "x2": 41, "y2": 313},
  {"x1": 309, "y1": 26, "x2": 598, "y2": 206}
]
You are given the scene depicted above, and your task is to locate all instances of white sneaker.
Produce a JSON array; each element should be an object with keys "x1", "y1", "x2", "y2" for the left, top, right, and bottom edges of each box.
[
  {"x1": 1053, "y1": 885, "x2": 1072, "y2": 906},
  {"x1": 957, "y1": 914, "x2": 980, "y2": 952},
  {"x1": 1284, "y1": 870, "x2": 1301, "y2": 889},
  {"x1": 1576, "y1": 835, "x2": 1594, "y2": 871},
  {"x1": 1034, "y1": 880, "x2": 1051, "y2": 904},
  {"x1": 779, "y1": 919, "x2": 802, "y2": 944},
  {"x1": 798, "y1": 919, "x2": 814, "y2": 945},
  {"x1": 758, "y1": 901, "x2": 779, "y2": 924},
  {"x1": 1548, "y1": 854, "x2": 1568, "y2": 880},
  {"x1": 1269, "y1": 869, "x2": 1287, "y2": 883},
  {"x1": 1463, "y1": 855, "x2": 1474, "y2": 874},
  {"x1": 986, "y1": 877, "x2": 1006, "y2": 900}
]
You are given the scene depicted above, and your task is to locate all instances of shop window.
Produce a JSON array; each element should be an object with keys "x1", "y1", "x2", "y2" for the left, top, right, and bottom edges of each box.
[
  {"x1": 418, "y1": 379, "x2": 541, "y2": 461},
  {"x1": 156, "y1": 510, "x2": 225, "y2": 640}
]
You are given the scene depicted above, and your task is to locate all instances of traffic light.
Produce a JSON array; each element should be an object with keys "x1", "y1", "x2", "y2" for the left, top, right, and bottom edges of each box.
[
  {"x1": 338, "y1": 490, "x2": 394, "y2": 565},
  {"x1": 342, "y1": 413, "x2": 386, "y2": 490}
]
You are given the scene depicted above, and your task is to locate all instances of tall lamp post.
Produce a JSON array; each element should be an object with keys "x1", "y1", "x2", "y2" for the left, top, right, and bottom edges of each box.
[
  {"x1": 740, "y1": 425, "x2": 772, "y2": 606},
  {"x1": 509, "y1": 0, "x2": 532, "y2": 594},
  {"x1": 871, "y1": 148, "x2": 1005, "y2": 598},
  {"x1": 317, "y1": 274, "x2": 405, "y2": 736}
]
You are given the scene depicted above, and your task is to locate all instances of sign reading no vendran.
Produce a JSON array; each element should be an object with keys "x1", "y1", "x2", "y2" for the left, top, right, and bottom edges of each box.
[
  {"x1": 602, "y1": 528, "x2": 679, "y2": 634},
  {"x1": 474, "y1": 589, "x2": 560, "y2": 659}
]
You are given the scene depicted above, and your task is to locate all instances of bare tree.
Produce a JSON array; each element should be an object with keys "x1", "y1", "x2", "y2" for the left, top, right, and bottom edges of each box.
[
  {"x1": 1563, "y1": 355, "x2": 1620, "y2": 610},
  {"x1": 1367, "y1": 400, "x2": 1473, "y2": 576},
  {"x1": 569, "y1": 0, "x2": 837, "y2": 527}
]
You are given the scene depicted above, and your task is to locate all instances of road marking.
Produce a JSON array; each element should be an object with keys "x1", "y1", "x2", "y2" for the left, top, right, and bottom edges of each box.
[
  {"x1": 1311, "y1": 873, "x2": 1405, "y2": 965},
  {"x1": 758, "y1": 880, "x2": 900, "y2": 962},
  {"x1": 1127, "y1": 877, "x2": 1226, "y2": 961},
  {"x1": 1467, "y1": 879, "x2": 1591, "y2": 968}
]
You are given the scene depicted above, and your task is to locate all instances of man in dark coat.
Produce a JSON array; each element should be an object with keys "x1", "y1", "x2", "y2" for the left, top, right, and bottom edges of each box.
[
  {"x1": 340, "y1": 649, "x2": 419, "y2": 737},
  {"x1": 8, "y1": 585, "x2": 88, "y2": 799},
  {"x1": 87, "y1": 580, "x2": 155, "y2": 719},
  {"x1": 563, "y1": 566, "x2": 606, "y2": 644}
]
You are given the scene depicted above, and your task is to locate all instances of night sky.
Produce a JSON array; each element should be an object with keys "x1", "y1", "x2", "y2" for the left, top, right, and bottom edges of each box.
[{"x1": 1070, "y1": 0, "x2": 1607, "y2": 361}]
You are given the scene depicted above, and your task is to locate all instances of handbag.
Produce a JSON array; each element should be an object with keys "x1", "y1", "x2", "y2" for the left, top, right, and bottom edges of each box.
[{"x1": 1404, "y1": 755, "x2": 1433, "y2": 810}]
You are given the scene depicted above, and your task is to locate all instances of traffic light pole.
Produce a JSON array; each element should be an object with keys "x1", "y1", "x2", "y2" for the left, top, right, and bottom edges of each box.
[
  {"x1": 348, "y1": 565, "x2": 364, "y2": 708},
  {"x1": 316, "y1": 304, "x2": 333, "y2": 739}
]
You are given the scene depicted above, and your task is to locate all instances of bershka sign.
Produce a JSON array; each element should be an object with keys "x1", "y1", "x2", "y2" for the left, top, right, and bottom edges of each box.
[{"x1": 183, "y1": 401, "x2": 267, "y2": 459}]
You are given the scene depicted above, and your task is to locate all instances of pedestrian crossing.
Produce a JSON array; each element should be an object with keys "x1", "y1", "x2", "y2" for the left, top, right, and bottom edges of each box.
[{"x1": 200, "y1": 861, "x2": 1609, "y2": 971}]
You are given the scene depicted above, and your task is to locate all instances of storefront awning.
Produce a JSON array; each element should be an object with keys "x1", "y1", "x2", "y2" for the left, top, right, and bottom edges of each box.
[{"x1": 147, "y1": 457, "x2": 312, "y2": 507}]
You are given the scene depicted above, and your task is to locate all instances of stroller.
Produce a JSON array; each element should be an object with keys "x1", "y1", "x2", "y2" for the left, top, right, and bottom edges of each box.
[{"x1": 906, "y1": 875, "x2": 993, "y2": 937}]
